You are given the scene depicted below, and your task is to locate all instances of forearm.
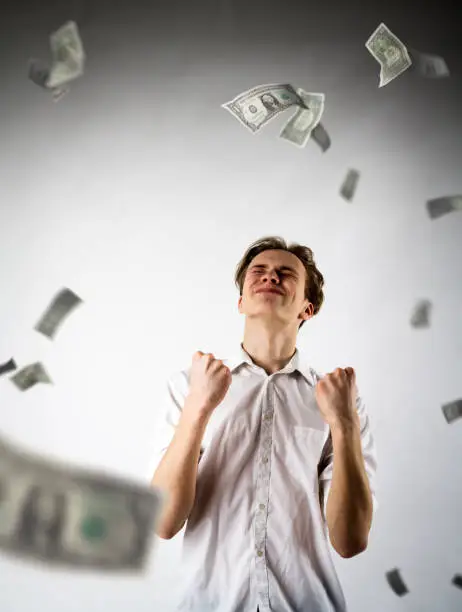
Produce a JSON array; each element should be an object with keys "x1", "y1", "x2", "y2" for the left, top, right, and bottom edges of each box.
[
  {"x1": 151, "y1": 397, "x2": 210, "y2": 539},
  {"x1": 326, "y1": 424, "x2": 373, "y2": 558}
]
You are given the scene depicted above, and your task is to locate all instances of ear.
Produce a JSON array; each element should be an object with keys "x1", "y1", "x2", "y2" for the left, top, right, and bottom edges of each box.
[
  {"x1": 238, "y1": 295, "x2": 243, "y2": 313},
  {"x1": 303, "y1": 302, "x2": 314, "y2": 320}
]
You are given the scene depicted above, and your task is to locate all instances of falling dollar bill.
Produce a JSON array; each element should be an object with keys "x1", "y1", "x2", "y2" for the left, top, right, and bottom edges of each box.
[
  {"x1": 366, "y1": 23, "x2": 412, "y2": 87},
  {"x1": 34, "y1": 288, "x2": 83, "y2": 340},
  {"x1": 28, "y1": 59, "x2": 70, "y2": 102},
  {"x1": 441, "y1": 399, "x2": 462, "y2": 425},
  {"x1": 222, "y1": 83, "x2": 308, "y2": 134},
  {"x1": 279, "y1": 91, "x2": 325, "y2": 148},
  {"x1": 410, "y1": 299, "x2": 432, "y2": 328},
  {"x1": 409, "y1": 49, "x2": 449, "y2": 78},
  {"x1": 0, "y1": 435, "x2": 166, "y2": 571},
  {"x1": 10, "y1": 363, "x2": 52, "y2": 391},
  {"x1": 0, "y1": 358, "x2": 17, "y2": 377},
  {"x1": 452, "y1": 574, "x2": 462, "y2": 589},
  {"x1": 47, "y1": 21, "x2": 85, "y2": 89},
  {"x1": 386, "y1": 568, "x2": 409, "y2": 596},
  {"x1": 340, "y1": 169, "x2": 360, "y2": 201},
  {"x1": 311, "y1": 122, "x2": 331, "y2": 152},
  {"x1": 426, "y1": 195, "x2": 462, "y2": 219}
]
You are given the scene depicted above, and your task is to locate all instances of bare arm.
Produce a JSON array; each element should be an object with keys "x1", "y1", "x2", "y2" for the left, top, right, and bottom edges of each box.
[
  {"x1": 151, "y1": 395, "x2": 210, "y2": 540},
  {"x1": 326, "y1": 422, "x2": 373, "y2": 558}
]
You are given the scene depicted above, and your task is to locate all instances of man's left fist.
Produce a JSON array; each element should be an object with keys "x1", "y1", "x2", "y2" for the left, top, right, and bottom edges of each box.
[{"x1": 315, "y1": 367, "x2": 359, "y2": 429}]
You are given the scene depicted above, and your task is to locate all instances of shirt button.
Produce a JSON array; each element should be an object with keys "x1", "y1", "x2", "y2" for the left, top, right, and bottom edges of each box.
[
  {"x1": 259, "y1": 504, "x2": 265, "y2": 510},
  {"x1": 262, "y1": 457, "x2": 268, "y2": 463},
  {"x1": 257, "y1": 551, "x2": 263, "y2": 557},
  {"x1": 264, "y1": 415, "x2": 271, "y2": 421}
]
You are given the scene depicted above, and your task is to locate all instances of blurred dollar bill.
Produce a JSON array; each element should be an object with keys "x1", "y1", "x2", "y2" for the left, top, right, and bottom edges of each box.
[
  {"x1": 442, "y1": 399, "x2": 462, "y2": 425},
  {"x1": 47, "y1": 21, "x2": 85, "y2": 89},
  {"x1": 426, "y1": 195, "x2": 462, "y2": 219},
  {"x1": 28, "y1": 59, "x2": 69, "y2": 102},
  {"x1": 222, "y1": 83, "x2": 308, "y2": 134},
  {"x1": 366, "y1": 23, "x2": 412, "y2": 87},
  {"x1": 386, "y1": 568, "x2": 409, "y2": 596},
  {"x1": 409, "y1": 49, "x2": 449, "y2": 78},
  {"x1": 452, "y1": 574, "x2": 462, "y2": 589},
  {"x1": 340, "y1": 169, "x2": 360, "y2": 201},
  {"x1": 311, "y1": 122, "x2": 331, "y2": 152},
  {"x1": 279, "y1": 91, "x2": 325, "y2": 147},
  {"x1": 35, "y1": 288, "x2": 83, "y2": 340},
  {"x1": 410, "y1": 299, "x2": 432, "y2": 328},
  {"x1": 10, "y1": 363, "x2": 52, "y2": 391},
  {"x1": 0, "y1": 358, "x2": 17, "y2": 377},
  {"x1": 0, "y1": 435, "x2": 165, "y2": 571}
]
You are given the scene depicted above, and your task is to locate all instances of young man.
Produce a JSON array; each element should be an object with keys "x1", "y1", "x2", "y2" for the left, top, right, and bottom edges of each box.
[{"x1": 150, "y1": 236, "x2": 378, "y2": 612}]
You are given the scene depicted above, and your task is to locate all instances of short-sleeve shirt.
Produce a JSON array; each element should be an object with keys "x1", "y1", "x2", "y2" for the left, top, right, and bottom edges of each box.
[{"x1": 149, "y1": 344, "x2": 378, "y2": 612}]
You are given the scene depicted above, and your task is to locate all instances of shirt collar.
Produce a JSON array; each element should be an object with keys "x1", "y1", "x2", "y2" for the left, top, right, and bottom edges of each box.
[{"x1": 223, "y1": 343, "x2": 317, "y2": 387}]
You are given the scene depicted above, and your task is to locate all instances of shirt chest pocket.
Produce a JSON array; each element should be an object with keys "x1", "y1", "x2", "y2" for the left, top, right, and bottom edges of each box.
[{"x1": 287, "y1": 425, "x2": 328, "y2": 476}]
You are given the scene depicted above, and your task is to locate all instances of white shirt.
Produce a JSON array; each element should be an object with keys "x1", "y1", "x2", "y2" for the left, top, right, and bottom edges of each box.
[{"x1": 150, "y1": 344, "x2": 378, "y2": 612}]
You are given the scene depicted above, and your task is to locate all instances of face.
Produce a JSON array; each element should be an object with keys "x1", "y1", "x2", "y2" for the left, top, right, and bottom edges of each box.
[
  {"x1": 261, "y1": 94, "x2": 279, "y2": 109},
  {"x1": 238, "y1": 250, "x2": 314, "y2": 329}
]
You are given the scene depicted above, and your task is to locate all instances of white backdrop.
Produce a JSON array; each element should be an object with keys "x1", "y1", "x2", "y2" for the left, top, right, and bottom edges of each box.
[{"x1": 0, "y1": 2, "x2": 461, "y2": 611}]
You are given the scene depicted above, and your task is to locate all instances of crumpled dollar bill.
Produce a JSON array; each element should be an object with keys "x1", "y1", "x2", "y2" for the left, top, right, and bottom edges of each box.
[
  {"x1": 366, "y1": 23, "x2": 412, "y2": 87},
  {"x1": 426, "y1": 195, "x2": 462, "y2": 219},
  {"x1": 10, "y1": 363, "x2": 52, "y2": 391},
  {"x1": 386, "y1": 568, "x2": 409, "y2": 596},
  {"x1": 279, "y1": 90, "x2": 325, "y2": 148},
  {"x1": 410, "y1": 299, "x2": 432, "y2": 328},
  {"x1": 34, "y1": 287, "x2": 83, "y2": 340},
  {"x1": 222, "y1": 83, "x2": 308, "y2": 133},
  {"x1": 340, "y1": 169, "x2": 360, "y2": 201},
  {"x1": 28, "y1": 21, "x2": 85, "y2": 100},
  {"x1": 0, "y1": 358, "x2": 17, "y2": 377}
]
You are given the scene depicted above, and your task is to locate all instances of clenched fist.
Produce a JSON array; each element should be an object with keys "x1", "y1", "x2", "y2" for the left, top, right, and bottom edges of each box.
[
  {"x1": 315, "y1": 367, "x2": 359, "y2": 430},
  {"x1": 187, "y1": 351, "x2": 232, "y2": 417}
]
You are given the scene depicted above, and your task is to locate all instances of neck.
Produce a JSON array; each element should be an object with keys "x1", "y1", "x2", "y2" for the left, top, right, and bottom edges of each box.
[{"x1": 241, "y1": 322, "x2": 298, "y2": 375}]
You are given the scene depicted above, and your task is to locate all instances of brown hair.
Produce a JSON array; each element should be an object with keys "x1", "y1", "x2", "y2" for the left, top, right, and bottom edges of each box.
[{"x1": 234, "y1": 236, "x2": 325, "y2": 329}]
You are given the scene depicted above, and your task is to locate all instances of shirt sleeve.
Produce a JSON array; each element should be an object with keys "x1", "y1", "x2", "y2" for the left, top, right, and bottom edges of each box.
[
  {"x1": 318, "y1": 392, "x2": 378, "y2": 524},
  {"x1": 146, "y1": 368, "x2": 204, "y2": 482}
]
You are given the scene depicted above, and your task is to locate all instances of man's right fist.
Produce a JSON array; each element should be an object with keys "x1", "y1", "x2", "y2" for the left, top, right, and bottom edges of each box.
[{"x1": 187, "y1": 351, "x2": 232, "y2": 416}]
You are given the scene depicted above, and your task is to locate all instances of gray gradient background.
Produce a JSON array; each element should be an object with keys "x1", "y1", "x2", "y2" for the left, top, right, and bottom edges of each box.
[{"x1": 1, "y1": 1, "x2": 461, "y2": 611}]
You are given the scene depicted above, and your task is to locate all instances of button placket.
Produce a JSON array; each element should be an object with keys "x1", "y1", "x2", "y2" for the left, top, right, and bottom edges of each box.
[{"x1": 254, "y1": 381, "x2": 273, "y2": 609}]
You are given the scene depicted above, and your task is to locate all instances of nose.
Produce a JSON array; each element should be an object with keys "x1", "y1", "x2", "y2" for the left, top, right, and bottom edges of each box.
[{"x1": 262, "y1": 270, "x2": 280, "y2": 284}]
